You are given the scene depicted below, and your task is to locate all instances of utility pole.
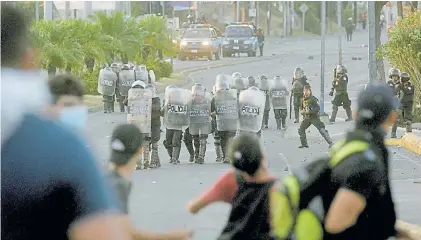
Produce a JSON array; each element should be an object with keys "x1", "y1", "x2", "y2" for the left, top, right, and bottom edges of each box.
[
  {"x1": 267, "y1": 1, "x2": 271, "y2": 36},
  {"x1": 320, "y1": 1, "x2": 327, "y2": 117},
  {"x1": 64, "y1": 1, "x2": 70, "y2": 20},
  {"x1": 149, "y1": 1, "x2": 152, "y2": 14},
  {"x1": 161, "y1": 1, "x2": 165, "y2": 16},
  {"x1": 256, "y1": 1, "x2": 259, "y2": 26},
  {"x1": 44, "y1": 1, "x2": 53, "y2": 20},
  {"x1": 368, "y1": 1, "x2": 376, "y2": 83},
  {"x1": 35, "y1": 1, "x2": 40, "y2": 20},
  {"x1": 283, "y1": 1, "x2": 287, "y2": 37},
  {"x1": 236, "y1": 1, "x2": 240, "y2": 22},
  {"x1": 337, "y1": 1, "x2": 342, "y2": 65}
]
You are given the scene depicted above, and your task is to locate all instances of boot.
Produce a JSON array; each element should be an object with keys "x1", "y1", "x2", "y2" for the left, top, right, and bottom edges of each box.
[
  {"x1": 111, "y1": 101, "x2": 114, "y2": 112},
  {"x1": 141, "y1": 141, "x2": 150, "y2": 169},
  {"x1": 103, "y1": 103, "x2": 108, "y2": 113},
  {"x1": 193, "y1": 139, "x2": 200, "y2": 163},
  {"x1": 215, "y1": 141, "x2": 223, "y2": 162},
  {"x1": 406, "y1": 122, "x2": 412, "y2": 133},
  {"x1": 119, "y1": 102, "x2": 125, "y2": 113},
  {"x1": 275, "y1": 119, "x2": 282, "y2": 129},
  {"x1": 198, "y1": 139, "x2": 207, "y2": 164},
  {"x1": 391, "y1": 123, "x2": 398, "y2": 138},
  {"x1": 294, "y1": 109, "x2": 300, "y2": 123},
  {"x1": 319, "y1": 128, "x2": 333, "y2": 148},
  {"x1": 330, "y1": 106, "x2": 338, "y2": 123},
  {"x1": 171, "y1": 147, "x2": 181, "y2": 164},
  {"x1": 281, "y1": 117, "x2": 287, "y2": 129},
  {"x1": 263, "y1": 111, "x2": 269, "y2": 128},
  {"x1": 345, "y1": 108, "x2": 353, "y2": 121},
  {"x1": 221, "y1": 144, "x2": 230, "y2": 163},
  {"x1": 298, "y1": 135, "x2": 309, "y2": 148},
  {"x1": 185, "y1": 140, "x2": 195, "y2": 163},
  {"x1": 150, "y1": 143, "x2": 161, "y2": 168}
]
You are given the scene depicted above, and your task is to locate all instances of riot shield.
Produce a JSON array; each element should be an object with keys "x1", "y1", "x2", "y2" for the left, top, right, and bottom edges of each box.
[
  {"x1": 238, "y1": 87, "x2": 265, "y2": 133},
  {"x1": 269, "y1": 78, "x2": 289, "y2": 110},
  {"x1": 118, "y1": 70, "x2": 136, "y2": 96},
  {"x1": 189, "y1": 92, "x2": 212, "y2": 135},
  {"x1": 214, "y1": 89, "x2": 238, "y2": 132},
  {"x1": 232, "y1": 77, "x2": 246, "y2": 93},
  {"x1": 164, "y1": 88, "x2": 191, "y2": 130},
  {"x1": 134, "y1": 66, "x2": 148, "y2": 82},
  {"x1": 149, "y1": 70, "x2": 156, "y2": 84},
  {"x1": 97, "y1": 68, "x2": 117, "y2": 96},
  {"x1": 127, "y1": 88, "x2": 152, "y2": 134}
]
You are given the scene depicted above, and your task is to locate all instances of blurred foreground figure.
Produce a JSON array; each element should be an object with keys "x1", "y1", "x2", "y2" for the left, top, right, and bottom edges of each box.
[{"x1": 1, "y1": 4, "x2": 131, "y2": 240}]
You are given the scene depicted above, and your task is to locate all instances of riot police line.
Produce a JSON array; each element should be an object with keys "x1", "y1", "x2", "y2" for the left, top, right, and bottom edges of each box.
[{"x1": 98, "y1": 63, "x2": 415, "y2": 170}]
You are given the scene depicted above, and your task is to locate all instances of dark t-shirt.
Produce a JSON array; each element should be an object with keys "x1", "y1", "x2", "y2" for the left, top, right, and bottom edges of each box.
[
  {"x1": 1, "y1": 114, "x2": 118, "y2": 240},
  {"x1": 107, "y1": 170, "x2": 132, "y2": 214},
  {"x1": 323, "y1": 128, "x2": 396, "y2": 240}
]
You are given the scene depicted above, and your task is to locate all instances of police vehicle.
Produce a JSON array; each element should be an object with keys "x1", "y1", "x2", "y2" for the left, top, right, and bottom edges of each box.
[
  {"x1": 222, "y1": 23, "x2": 258, "y2": 57},
  {"x1": 178, "y1": 24, "x2": 222, "y2": 61}
]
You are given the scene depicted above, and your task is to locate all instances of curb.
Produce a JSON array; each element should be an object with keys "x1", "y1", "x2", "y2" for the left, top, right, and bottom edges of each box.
[
  {"x1": 88, "y1": 54, "x2": 281, "y2": 114},
  {"x1": 385, "y1": 133, "x2": 421, "y2": 155}
]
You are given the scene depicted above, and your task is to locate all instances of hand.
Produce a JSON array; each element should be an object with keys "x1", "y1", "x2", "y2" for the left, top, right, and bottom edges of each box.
[
  {"x1": 187, "y1": 200, "x2": 200, "y2": 214},
  {"x1": 167, "y1": 229, "x2": 194, "y2": 240},
  {"x1": 329, "y1": 91, "x2": 334, "y2": 97}
]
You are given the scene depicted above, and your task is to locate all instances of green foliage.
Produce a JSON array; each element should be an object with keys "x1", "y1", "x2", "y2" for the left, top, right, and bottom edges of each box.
[
  {"x1": 379, "y1": 11, "x2": 421, "y2": 120},
  {"x1": 81, "y1": 68, "x2": 101, "y2": 95},
  {"x1": 139, "y1": 57, "x2": 173, "y2": 80},
  {"x1": 30, "y1": 12, "x2": 175, "y2": 94}
]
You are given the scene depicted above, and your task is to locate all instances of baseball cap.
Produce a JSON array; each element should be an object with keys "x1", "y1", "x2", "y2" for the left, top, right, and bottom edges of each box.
[
  {"x1": 228, "y1": 133, "x2": 263, "y2": 176},
  {"x1": 357, "y1": 82, "x2": 399, "y2": 125},
  {"x1": 109, "y1": 124, "x2": 143, "y2": 166}
]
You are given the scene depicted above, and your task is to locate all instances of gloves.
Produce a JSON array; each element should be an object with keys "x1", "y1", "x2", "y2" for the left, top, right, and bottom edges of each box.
[{"x1": 329, "y1": 91, "x2": 334, "y2": 97}]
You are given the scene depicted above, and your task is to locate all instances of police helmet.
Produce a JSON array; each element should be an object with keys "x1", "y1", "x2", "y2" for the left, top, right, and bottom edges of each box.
[
  {"x1": 232, "y1": 72, "x2": 242, "y2": 79},
  {"x1": 131, "y1": 80, "x2": 146, "y2": 89},
  {"x1": 388, "y1": 68, "x2": 401, "y2": 78},
  {"x1": 192, "y1": 84, "x2": 205, "y2": 96},
  {"x1": 293, "y1": 67, "x2": 304, "y2": 79},
  {"x1": 111, "y1": 63, "x2": 120, "y2": 73},
  {"x1": 128, "y1": 63, "x2": 135, "y2": 70},
  {"x1": 247, "y1": 76, "x2": 256, "y2": 86},
  {"x1": 304, "y1": 84, "x2": 312, "y2": 90},
  {"x1": 165, "y1": 85, "x2": 177, "y2": 92},
  {"x1": 145, "y1": 84, "x2": 156, "y2": 98},
  {"x1": 400, "y1": 72, "x2": 410, "y2": 83},
  {"x1": 121, "y1": 64, "x2": 130, "y2": 70},
  {"x1": 274, "y1": 75, "x2": 282, "y2": 81},
  {"x1": 215, "y1": 80, "x2": 230, "y2": 92},
  {"x1": 259, "y1": 74, "x2": 268, "y2": 80},
  {"x1": 335, "y1": 65, "x2": 347, "y2": 74},
  {"x1": 216, "y1": 74, "x2": 229, "y2": 84}
]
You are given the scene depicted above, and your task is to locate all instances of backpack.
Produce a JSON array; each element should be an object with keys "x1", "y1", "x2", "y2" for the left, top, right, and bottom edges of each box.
[{"x1": 270, "y1": 139, "x2": 370, "y2": 240}]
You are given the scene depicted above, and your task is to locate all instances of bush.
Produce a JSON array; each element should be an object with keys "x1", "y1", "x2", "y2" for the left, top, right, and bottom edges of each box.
[
  {"x1": 140, "y1": 57, "x2": 173, "y2": 81},
  {"x1": 80, "y1": 69, "x2": 100, "y2": 95},
  {"x1": 379, "y1": 11, "x2": 421, "y2": 121}
]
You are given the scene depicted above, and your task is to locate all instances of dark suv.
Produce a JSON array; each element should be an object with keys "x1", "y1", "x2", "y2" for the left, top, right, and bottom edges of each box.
[
  {"x1": 222, "y1": 25, "x2": 258, "y2": 57},
  {"x1": 178, "y1": 27, "x2": 221, "y2": 61}
]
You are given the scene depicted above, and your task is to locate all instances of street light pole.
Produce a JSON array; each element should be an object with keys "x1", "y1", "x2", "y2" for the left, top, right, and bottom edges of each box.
[
  {"x1": 337, "y1": 1, "x2": 342, "y2": 65},
  {"x1": 236, "y1": 1, "x2": 240, "y2": 22},
  {"x1": 368, "y1": 1, "x2": 377, "y2": 83},
  {"x1": 320, "y1": 1, "x2": 327, "y2": 116}
]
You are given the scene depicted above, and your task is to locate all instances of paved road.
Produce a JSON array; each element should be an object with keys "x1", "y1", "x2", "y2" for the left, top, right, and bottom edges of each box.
[{"x1": 86, "y1": 31, "x2": 421, "y2": 239}]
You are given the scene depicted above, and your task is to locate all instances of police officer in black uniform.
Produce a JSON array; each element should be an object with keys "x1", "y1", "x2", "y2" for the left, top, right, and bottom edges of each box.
[
  {"x1": 387, "y1": 67, "x2": 401, "y2": 96},
  {"x1": 291, "y1": 67, "x2": 309, "y2": 123},
  {"x1": 329, "y1": 65, "x2": 353, "y2": 123},
  {"x1": 110, "y1": 63, "x2": 121, "y2": 112},
  {"x1": 322, "y1": 83, "x2": 400, "y2": 240},
  {"x1": 259, "y1": 74, "x2": 271, "y2": 129},
  {"x1": 145, "y1": 84, "x2": 162, "y2": 168},
  {"x1": 391, "y1": 72, "x2": 415, "y2": 136},
  {"x1": 298, "y1": 84, "x2": 333, "y2": 148}
]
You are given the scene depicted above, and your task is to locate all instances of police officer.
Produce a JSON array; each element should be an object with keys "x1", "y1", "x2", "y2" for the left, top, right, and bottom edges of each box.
[
  {"x1": 111, "y1": 63, "x2": 121, "y2": 112},
  {"x1": 162, "y1": 85, "x2": 190, "y2": 164},
  {"x1": 212, "y1": 80, "x2": 238, "y2": 163},
  {"x1": 212, "y1": 75, "x2": 230, "y2": 162},
  {"x1": 118, "y1": 64, "x2": 136, "y2": 113},
  {"x1": 232, "y1": 72, "x2": 242, "y2": 80},
  {"x1": 232, "y1": 76, "x2": 246, "y2": 99},
  {"x1": 298, "y1": 84, "x2": 333, "y2": 148},
  {"x1": 258, "y1": 74, "x2": 271, "y2": 129},
  {"x1": 145, "y1": 84, "x2": 162, "y2": 168},
  {"x1": 329, "y1": 64, "x2": 353, "y2": 123},
  {"x1": 238, "y1": 86, "x2": 265, "y2": 137},
  {"x1": 256, "y1": 27, "x2": 265, "y2": 56},
  {"x1": 291, "y1": 67, "x2": 308, "y2": 123},
  {"x1": 184, "y1": 83, "x2": 212, "y2": 164},
  {"x1": 387, "y1": 68, "x2": 401, "y2": 97},
  {"x1": 125, "y1": 80, "x2": 151, "y2": 170},
  {"x1": 269, "y1": 76, "x2": 289, "y2": 129},
  {"x1": 98, "y1": 66, "x2": 118, "y2": 113},
  {"x1": 247, "y1": 76, "x2": 257, "y2": 87},
  {"x1": 392, "y1": 72, "x2": 415, "y2": 136}
]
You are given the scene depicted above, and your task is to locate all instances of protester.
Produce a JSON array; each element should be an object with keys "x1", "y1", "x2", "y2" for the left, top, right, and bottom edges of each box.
[
  {"x1": 188, "y1": 133, "x2": 276, "y2": 239},
  {"x1": 1, "y1": 4, "x2": 131, "y2": 240},
  {"x1": 108, "y1": 124, "x2": 192, "y2": 240},
  {"x1": 48, "y1": 74, "x2": 88, "y2": 131}
]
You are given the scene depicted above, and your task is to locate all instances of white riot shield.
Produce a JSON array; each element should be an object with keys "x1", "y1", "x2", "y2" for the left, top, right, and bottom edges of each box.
[
  {"x1": 214, "y1": 89, "x2": 238, "y2": 132},
  {"x1": 118, "y1": 70, "x2": 136, "y2": 96},
  {"x1": 127, "y1": 88, "x2": 152, "y2": 134},
  {"x1": 97, "y1": 68, "x2": 117, "y2": 96},
  {"x1": 269, "y1": 79, "x2": 289, "y2": 110},
  {"x1": 189, "y1": 92, "x2": 212, "y2": 135},
  {"x1": 134, "y1": 66, "x2": 148, "y2": 82},
  {"x1": 149, "y1": 70, "x2": 156, "y2": 84},
  {"x1": 238, "y1": 87, "x2": 265, "y2": 133},
  {"x1": 164, "y1": 88, "x2": 191, "y2": 130}
]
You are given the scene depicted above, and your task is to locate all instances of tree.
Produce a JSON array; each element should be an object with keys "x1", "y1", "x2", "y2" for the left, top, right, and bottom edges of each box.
[
  {"x1": 397, "y1": 1, "x2": 403, "y2": 18},
  {"x1": 375, "y1": 1, "x2": 387, "y2": 82},
  {"x1": 380, "y1": 11, "x2": 421, "y2": 120}
]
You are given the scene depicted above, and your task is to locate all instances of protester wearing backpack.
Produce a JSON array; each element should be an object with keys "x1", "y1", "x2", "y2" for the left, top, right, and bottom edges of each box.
[
  {"x1": 270, "y1": 83, "x2": 413, "y2": 240},
  {"x1": 188, "y1": 133, "x2": 276, "y2": 240}
]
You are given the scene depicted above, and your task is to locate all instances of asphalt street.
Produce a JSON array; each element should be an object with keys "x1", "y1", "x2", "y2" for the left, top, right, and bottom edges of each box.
[{"x1": 86, "y1": 31, "x2": 421, "y2": 239}]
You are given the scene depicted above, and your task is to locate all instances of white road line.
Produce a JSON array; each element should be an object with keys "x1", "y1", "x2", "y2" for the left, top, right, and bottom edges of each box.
[{"x1": 278, "y1": 152, "x2": 292, "y2": 174}]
